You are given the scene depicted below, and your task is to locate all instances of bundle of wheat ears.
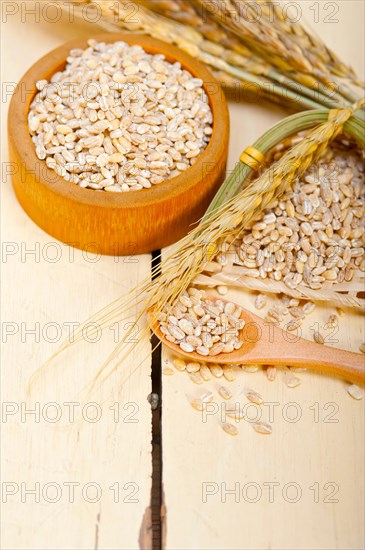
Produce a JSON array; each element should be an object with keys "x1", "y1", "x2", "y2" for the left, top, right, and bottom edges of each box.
[{"x1": 59, "y1": 0, "x2": 364, "y2": 113}]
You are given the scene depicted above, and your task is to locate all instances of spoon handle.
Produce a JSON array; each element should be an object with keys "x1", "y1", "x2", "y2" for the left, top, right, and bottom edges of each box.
[{"x1": 260, "y1": 331, "x2": 365, "y2": 384}]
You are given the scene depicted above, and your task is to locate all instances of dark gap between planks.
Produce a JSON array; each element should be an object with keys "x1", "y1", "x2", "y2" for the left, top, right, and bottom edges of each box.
[{"x1": 150, "y1": 250, "x2": 163, "y2": 550}]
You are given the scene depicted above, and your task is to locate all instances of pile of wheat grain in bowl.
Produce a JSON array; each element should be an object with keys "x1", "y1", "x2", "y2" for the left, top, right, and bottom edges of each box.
[{"x1": 28, "y1": 39, "x2": 213, "y2": 192}]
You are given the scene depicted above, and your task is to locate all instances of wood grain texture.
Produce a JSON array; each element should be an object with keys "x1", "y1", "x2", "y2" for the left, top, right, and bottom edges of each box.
[
  {"x1": 1, "y1": 12, "x2": 152, "y2": 550},
  {"x1": 161, "y1": 3, "x2": 365, "y2": 549},
  {"x1": 2, "y1": 2, "x2": 365, "y2": 550},
  {"x1": 161, "y1": 288, "x2": 365, "y2": 550},
  {"x1": 8, "y1": 33, "x2": 229, "y2": 255}
]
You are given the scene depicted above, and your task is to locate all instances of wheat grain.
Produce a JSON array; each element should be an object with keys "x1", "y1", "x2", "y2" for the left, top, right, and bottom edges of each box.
[
  {"x1": 218, "y1": 386, "x2": 232, "y2": 400},
  {"x1": 254, "y1": 294, "x2": 267, "y2": 310},
  {"x1": 223, "y1": 365, "x2": 236, "y2": 381},
  {"x1": 286, "y1": 375, "x2": 301, "y2": 388},
  {"x1": 210, "y1": 365, "x2": 224, "y2": 378},
  {"x1": 266, "y1": 366, "x2": 277, "y2": 381},
  {"x1": 189, "y1": 371, "x2": 203, "y2": 384},
  {"x1": 186, "y1": 362, "x2": 201, "y2": 373},
  {"x1": 313, "y1": 332, "x2": 325, "y2": 344},
  {"x1": 246, "y1": 390, "x2": 263, "y2": 405},
  {"x1": 243, "y1": 365, "x2": 260, "y2": 373},
  {"x1": 200, "y1": 364, "x2": 212, "y2": 381},
  {"x1": 173, "y1": 357, "x2": 186, "y2": 371},
  {"x1": 162, "y1": 367, "x2": 174, "y2": 375},
  {"x1": 253, "y1": 421, "x2": 272, "y2": 434},
  {"x1": 222, "y1": 422, "x2": 239, "y2": 436},
  {"x1": 347, "y1": 384, "x2": 364, "y2": 400}
]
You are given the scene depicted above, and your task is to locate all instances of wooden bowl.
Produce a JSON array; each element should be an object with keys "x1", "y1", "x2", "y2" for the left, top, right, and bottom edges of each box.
[{"x1": 8, "y1": 33, "x2": 229, "y2": 255}]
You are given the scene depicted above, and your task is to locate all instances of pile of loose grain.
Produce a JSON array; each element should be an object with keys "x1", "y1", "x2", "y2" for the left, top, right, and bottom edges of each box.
[
  {"x1": 214, "y1": 146, "x2": 365, "y2": 293},
  {"x1": 158, "y1": 288, "x2": 244, "y2": 356},
  {"x1": 28, "y1": 39, "x2": 213, "y2": 192},
  {"x1": 254, "y1": 292, "x2": 316, "y2": 332}
]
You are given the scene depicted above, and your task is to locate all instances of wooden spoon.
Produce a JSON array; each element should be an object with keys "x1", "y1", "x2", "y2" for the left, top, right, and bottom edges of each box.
[{"x1": 148, "y1": 296, "x2": 365, "y2": 384}]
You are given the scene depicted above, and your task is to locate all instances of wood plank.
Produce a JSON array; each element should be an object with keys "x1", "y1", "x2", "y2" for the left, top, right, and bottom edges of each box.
[
  {"x1": 162, "y1": 291, "x2": 364, "y2": 550},
  {"x1": 1, "y1": 10, "x2": 152, "y2": 550},
  {"x1": 161, "y1": 3, "x2": 365, "y2": 549}
]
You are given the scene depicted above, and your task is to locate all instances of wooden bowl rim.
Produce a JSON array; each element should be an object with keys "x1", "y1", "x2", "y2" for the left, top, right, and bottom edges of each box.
[{"x1": 9, "y1": 33, "x2": 228, "y2": 210}]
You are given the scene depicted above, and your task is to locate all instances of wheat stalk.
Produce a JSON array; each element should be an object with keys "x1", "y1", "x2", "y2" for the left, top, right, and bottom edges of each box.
[
  {"x1": 196, "y1": 268, "x2": 365, "y2": 310},
  {"x1": 134, "y1": 0, "x2": 356, "y2": 108},
  {"x1": 197, "y1": 0, "x2": 363, "y2": 92},
  {"x1": 57, "y1": 0, "x2": 363, "y2": 113},
  {"x1": 135, "y1": 0, "x2": 252, "y2": 55},
  {"x1": 255, "y1": 0, "x2": 364, "y2": 104},
  {"x1": 266, "y1": 0, "x2": 362, "y2": 88}
]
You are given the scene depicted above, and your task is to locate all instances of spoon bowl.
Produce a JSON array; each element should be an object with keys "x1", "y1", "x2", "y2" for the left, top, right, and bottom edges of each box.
[{"x1": 148, "y1": 297, "x2": 257, "y2": 363}]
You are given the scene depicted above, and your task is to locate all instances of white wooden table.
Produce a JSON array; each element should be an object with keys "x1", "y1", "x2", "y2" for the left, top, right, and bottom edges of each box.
[{"x1": 1, "y1": 2, "x2": 364, "y2": 549}]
